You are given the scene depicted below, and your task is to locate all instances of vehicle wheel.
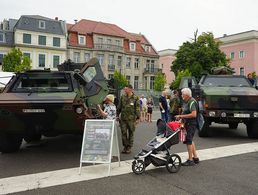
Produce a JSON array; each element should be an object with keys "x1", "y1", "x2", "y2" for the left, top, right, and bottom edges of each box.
[
  {"x1": 198, "y1": 119, "x2": 210, "y2": 137},
  {"x1": 246, "y1": 120, "x2": 258, "y2": 138},
  {"x1": 166, "y1": 154, "x2": 181, "y2": 173},
  {"x1": 132, "y1": 160, "x2": 145, "y2": 174},
  {"x1": 0, "y1": 134, "x2": 23, "y2": 153},
  {"x1": 24, "y1": 134, "x2": 42, "y2": 143},
  {"x1": 228, "y1": 123, "x2": 238, "y2": 129}
]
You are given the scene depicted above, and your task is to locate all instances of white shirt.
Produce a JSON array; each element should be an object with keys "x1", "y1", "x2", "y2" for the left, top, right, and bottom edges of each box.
[{"x1": 103, "y1": 104, "x2": 117, "y2": 120}]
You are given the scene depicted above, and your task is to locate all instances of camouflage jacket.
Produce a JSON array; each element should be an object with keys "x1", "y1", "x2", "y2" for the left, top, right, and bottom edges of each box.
[{"x1": 117, "y1": 93, "x2": 140, "y2": 121}]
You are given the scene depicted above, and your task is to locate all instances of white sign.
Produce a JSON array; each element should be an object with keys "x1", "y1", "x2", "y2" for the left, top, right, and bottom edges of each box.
[{"x1": 79, "y1": 119, "x2": 120, "y2": 175}]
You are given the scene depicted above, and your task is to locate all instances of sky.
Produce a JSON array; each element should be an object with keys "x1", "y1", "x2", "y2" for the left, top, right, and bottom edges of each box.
[{"x1": 1, "y1": 0, "x2": 258, "y2": 51}]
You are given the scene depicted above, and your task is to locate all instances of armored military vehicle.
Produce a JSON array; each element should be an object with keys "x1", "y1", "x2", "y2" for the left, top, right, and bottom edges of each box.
[
  {"x1": 0, "y1": 58, "x2": 111, "y2": 153},
  {"x1": 180, "y1": 72, "x2": 258, "y2": 138}
]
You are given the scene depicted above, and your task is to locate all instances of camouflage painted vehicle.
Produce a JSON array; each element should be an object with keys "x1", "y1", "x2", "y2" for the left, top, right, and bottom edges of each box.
[
  {"x1": 180, "y1": 74, "x2": 258, "y2": 138},
  {"x1": 0, "y1": 58, "x2": 110, "y2": 153}
]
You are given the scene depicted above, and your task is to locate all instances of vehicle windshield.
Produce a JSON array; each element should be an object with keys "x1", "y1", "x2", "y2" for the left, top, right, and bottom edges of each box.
[
  {"x1": 11, "y1": 73, "x2": 73, "y2": 92},
  {"x1": 202, "y1": 77, "x2": 251, "y2": 87}
]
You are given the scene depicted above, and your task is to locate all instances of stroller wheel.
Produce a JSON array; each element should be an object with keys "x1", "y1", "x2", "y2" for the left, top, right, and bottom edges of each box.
[
  {"x1": 166, "y1": 154, "x2": 181, "y2": 173},
  {"x1": 132, "y1": 160, "x2": 145, "y2": 174}
]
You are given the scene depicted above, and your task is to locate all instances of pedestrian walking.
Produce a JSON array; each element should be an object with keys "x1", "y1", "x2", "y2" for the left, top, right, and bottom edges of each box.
[
  {"x1": 175, "y1": 88, "x2": 200, "y2": 166},
  {"x1": 169, "y1": 90, "x2": 181, "y2": 121},
  {"x1": 159, "y1": 90, "x2": 168, "y2": 122},
  {"x1": 117, "y1": 84, "x2": 140, "y2": 154},
  {"x1": 146, "y1": 97, "x2": 154, "y2": 123}
]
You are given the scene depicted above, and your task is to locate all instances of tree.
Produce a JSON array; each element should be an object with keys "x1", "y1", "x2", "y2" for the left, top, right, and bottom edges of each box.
[
  {"x1": 171, "y1": 31, "x2": 229, "y2": 81},
  {"x1": 154, "y1": 72, "x2": 166, "y2": 91},
  {"x1": 113, "y1": 70, "x2": 128, "y2": 89},
  {"x1": 170, "y1": 69, "x2": 192, "y2": 90},
  {"x1": 2, "y1": 48, "x2": 31, "y2": 72}
]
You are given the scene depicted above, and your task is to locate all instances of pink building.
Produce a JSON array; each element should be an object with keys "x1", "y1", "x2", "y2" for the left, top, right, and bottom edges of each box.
[
  {"x1": 158, "y1": 49, "x2": 177, "y2": 88},
  {"x1": 218, "y1": 30, "x2": 258, "y2": 76}
]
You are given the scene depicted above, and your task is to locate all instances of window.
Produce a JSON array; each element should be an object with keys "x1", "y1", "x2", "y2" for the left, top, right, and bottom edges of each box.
[
  {"x1": 130, "y1": 42, "x2": 136, "y2": 51},
  {"x1": 53, "y1": 55, "x2": 60, "y2": 68},
  {"x1": 0, "y1": 53, "x2": 4, "y2": 65},
  {"x1": 84, "y1": 53, "x2": 90, "y2": 62},
  {"x1": 108, "y1": 55, "x2": 114, "y2": 66},
  {"x1": 134, "y1": 76, "x2": 139, "y2": 89},
  {"x1": 161, "y1": 64, "x2": 163, "y2": 69},
  {"x1": 108, "y1": 74, "x2": 114, "y2": 79},
  {"x1": 107, "y1": 39, "x2": 112, "y2": 49},
  {"x1": 146, "y1": 59, "x2": 150, "y2": 70},
  {"x1": 115, "y1": 40, "x2": 120, "y2": 46},
  {"x1": 23, "y1": 52, "x2": 31, "y2": 59},
  {"x1": 38, "y1": 54, "x2": 45, "y2": 67},
  {"x1": 23, "y1": 33, "x2": 31, "y2": 44},
  {"x1": 117, "y1": 56, "x2": 122, "y2": 66},
  {"x1": 97, "y1": 54, "x2": 104, "y2": 65},
  {"x1": 239, "y1": 51, "x2": 245, "y2": 58},
  {"x1": 74, "y1": 52, "x2": 80, "y2": 63},
  {"x1": 0, "y1": 32, "x2": 5, "y2": 42},
  {"x1": 150, "y1": 76, "x2": 155, "y2": 90},
  {"x1": 78, "y1": 35, "x2": 86, "y2": 45},
  {"x1": 134, "y1": 58, "x2": 139, "y2": 69},
  {"x1": 126, "y1": 75, "x2": 131, "y2": 83},
  {"x1": 145, "y1": 46, "x2": 151, "y2": 52},
  {"x1": 98, "y1": 37, "x2": 103, "y2": 44},
  {"x1": 53, "y1": 37, "x2": 60, "y2": 47},
  {"x1": 240, "y1": 67, "x2": 245, "y2": 76},
  {"x1": 151, "y1": 60, "x2": 155, "y2": 71},
  {"x1": 38, "y1": 35, "x2": 46, "y2": 45},
  {"x1": 39, "y1": 20, "x2": 45, "y2": 29},
  {"x1": 126, "y1": 57, "x2": 131, "y2": 68},
  {"x1": 230, "y1": 52, "x2": 235, "y2": 59}
]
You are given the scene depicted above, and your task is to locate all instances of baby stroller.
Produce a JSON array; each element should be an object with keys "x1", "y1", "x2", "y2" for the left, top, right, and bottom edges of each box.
[{"x1": 132, "y1": 119, "x2": 183, "y2": 174}]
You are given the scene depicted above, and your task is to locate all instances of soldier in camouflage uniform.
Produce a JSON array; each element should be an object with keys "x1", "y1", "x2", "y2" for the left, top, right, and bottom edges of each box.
[{"x1": 117, "y1": 84, "x2": 140, "y2": 154}]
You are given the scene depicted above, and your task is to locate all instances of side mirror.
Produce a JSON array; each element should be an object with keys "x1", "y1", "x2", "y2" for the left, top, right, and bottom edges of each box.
[{"x1": 73, "y1": 72, "x2": 87, "y2": 85}]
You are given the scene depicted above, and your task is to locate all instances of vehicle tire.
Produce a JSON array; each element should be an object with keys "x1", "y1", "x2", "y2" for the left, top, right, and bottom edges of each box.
[
  {"x1": 0, "y1": 134, "x2": 23, "y2": 153},
  {"x1": 198, "y1": 119, "x2": 210, "y2": 137},
  {"x1": 246, "y1": 120, "x2": 258, "y2": 138},
  {"x1": 24, "y1": 134, "x2": 42, "y2": 143},
  {"x1": 228, "y1": 123, "x2": 238, "y2": 129},
  {"x1": 132, "y1": 160, "x2": 145, "y2": 174},
  {"x1": 166, "y1": 154, "x2": 181, "y2": 173}
]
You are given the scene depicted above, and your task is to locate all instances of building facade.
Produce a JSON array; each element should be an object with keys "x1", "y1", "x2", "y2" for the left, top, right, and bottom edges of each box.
[
  {"x1": 0, "y1": 15, "x2": 67, "y2": 70},
  {"x1": 67, "y1": 19, "x2": 159, "y2": 90},
  {"x1": 218, "y1": 30, "x2": 258, "y2": 76},
  {"x1": 0, "y1": 19, "x2": 16, "y2": 71},
  {"x1": 158, "y1": 49, "x2": 177, "y2": 88}
]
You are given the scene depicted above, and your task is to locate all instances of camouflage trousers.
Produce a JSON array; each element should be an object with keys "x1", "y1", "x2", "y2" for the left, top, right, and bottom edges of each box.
[{"x1": 120, "y1": 120, "x2": 136, "y2": 148}]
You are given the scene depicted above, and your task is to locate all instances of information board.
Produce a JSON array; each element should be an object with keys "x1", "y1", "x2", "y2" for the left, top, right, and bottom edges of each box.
[{"x1": 79, "y1": 119, "x2": 120, "y2": 175}]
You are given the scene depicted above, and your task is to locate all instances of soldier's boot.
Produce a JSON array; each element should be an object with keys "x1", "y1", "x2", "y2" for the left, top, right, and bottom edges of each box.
[{"x1": 125, "y1": 146, "x2": 132, "y2": 154}]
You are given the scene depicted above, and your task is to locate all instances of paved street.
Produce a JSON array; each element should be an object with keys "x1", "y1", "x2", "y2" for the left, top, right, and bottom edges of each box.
[{"x1": 0, "y1": 111, "x2": 258, "y2": 194}]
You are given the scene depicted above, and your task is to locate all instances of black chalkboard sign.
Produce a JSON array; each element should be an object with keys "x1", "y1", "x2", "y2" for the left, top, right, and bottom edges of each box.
[{"x1": 80, "y1": 120, "x2": 115, "y2": 164}]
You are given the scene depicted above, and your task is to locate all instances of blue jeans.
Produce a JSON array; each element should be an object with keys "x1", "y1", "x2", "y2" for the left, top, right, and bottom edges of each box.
[{"x1": 160, "y1": 110, "x2": 168, "y2": 123}]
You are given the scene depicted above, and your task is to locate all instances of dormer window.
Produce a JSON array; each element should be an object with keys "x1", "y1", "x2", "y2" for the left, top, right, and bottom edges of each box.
[
  {"x1": 130, "y1": 42, "x2": 136, "y2": 51},
  {"x1": 145, "y1": 46, "x2": 151, "y2": 52},
  {"x1": 78, "y1": 35, "x2": 86, "y2": 45},
  {"x1": 39, "y1": 20, "x2": 45, "y2": 29}
]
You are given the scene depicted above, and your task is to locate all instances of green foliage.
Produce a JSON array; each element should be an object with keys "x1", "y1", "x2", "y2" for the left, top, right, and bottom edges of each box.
[
  {"x1": 170, "y1": 69, "x2": 191, "y2": 90},
  {"x1": 2, "y1": 48, "x2": 31, "y2": 72},
  {"x1": 113, "y1": 70, "x2": 128, "y2": 89},
  {"x1": 154, "y1": 72, "x2": 166, "y2": 91},
  {"x1": 171, "y1": 31, "x2": 229, "y2": 81}
]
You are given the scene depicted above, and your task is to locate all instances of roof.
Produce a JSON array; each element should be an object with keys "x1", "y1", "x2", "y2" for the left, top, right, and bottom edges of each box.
[
  {"x1": 15, "y1": 15, "x2": 66, "y2": 35},
  {"x1": 68, "y1": 19, "x2": 131, "y2": 38}
]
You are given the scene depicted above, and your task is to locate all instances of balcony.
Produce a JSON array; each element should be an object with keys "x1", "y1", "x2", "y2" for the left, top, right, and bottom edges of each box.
[
  {"x1": 94, "y1": 43, "x2": 124, "y2": 52},
  {"x1": 108, "y1": 65, "x2": 115, "y2": 71},
  {"x1": 143, "y1": 68, "x2": 162, "y2": 75}
]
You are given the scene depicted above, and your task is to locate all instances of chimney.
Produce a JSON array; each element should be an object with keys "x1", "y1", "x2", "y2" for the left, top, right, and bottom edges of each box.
[
  {"x1": 55, "y1": 17, "x2": 58, "y2": 21},
  {"x1": 223, "y1": 34, "x2": 227, "y2": 37},
  {"x1": 74, "y1": 19, "x2": 78, "y2": 24}
]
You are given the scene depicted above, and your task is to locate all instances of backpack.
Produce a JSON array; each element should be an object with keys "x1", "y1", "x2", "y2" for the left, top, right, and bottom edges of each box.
[{"x1": 189, "y1": 100, "x2": 205, "y2": 131}]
